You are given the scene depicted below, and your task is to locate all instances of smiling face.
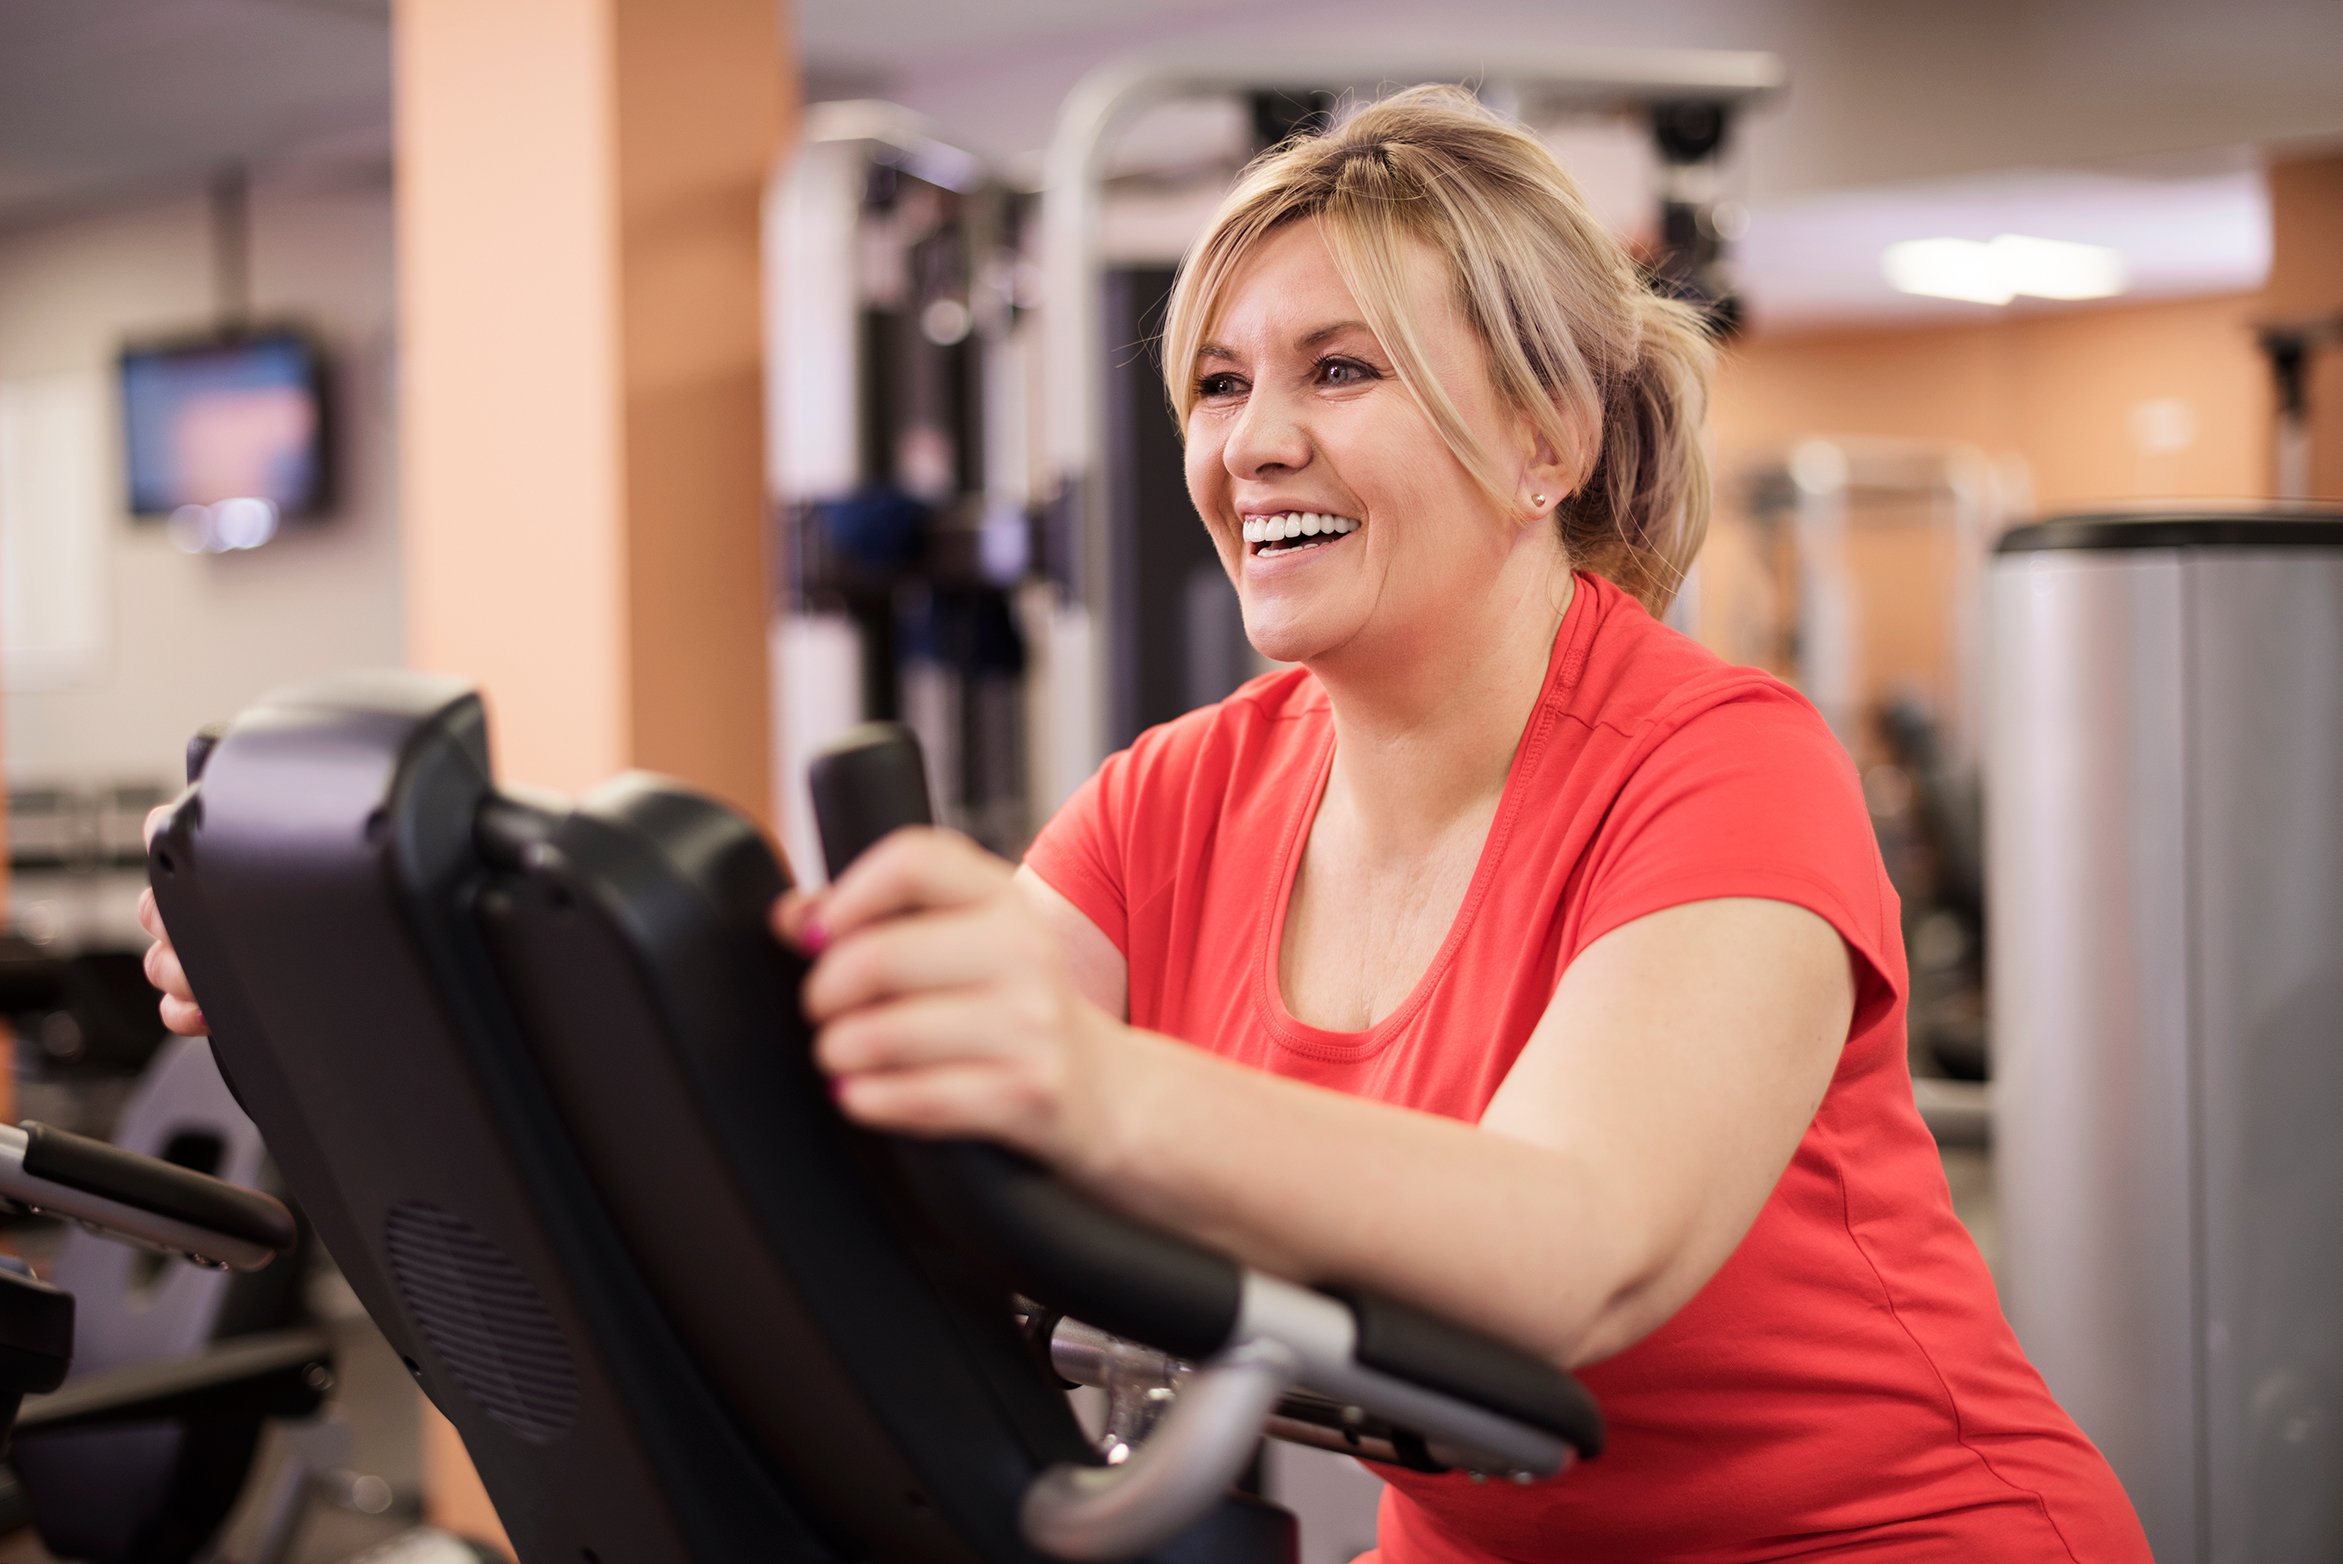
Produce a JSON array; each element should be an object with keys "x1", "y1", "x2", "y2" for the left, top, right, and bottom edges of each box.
[{"x1": 1184, "y1": 219, "x2": 1565, "y2": 673}]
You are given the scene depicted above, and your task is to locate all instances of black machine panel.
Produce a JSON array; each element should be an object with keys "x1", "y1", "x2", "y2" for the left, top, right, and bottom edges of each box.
[{"x1": 148, "y1": 673, "x2": 1292, "y2": 1564}]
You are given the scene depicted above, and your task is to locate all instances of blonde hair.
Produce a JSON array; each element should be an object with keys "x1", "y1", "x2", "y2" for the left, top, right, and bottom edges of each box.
[{"x1": 1164, "y1": 84, "x2": 1713, "y2": 615}]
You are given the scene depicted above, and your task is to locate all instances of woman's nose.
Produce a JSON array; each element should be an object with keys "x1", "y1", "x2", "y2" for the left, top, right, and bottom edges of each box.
[{"x1": 1222, "y1": 387, "x2": 1312, "y2": 480}]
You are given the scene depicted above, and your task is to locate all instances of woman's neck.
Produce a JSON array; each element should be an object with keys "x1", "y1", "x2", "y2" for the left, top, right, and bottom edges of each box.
[{"x1": 1307, "y1": 548, "x2": 1576, "y2": 857}]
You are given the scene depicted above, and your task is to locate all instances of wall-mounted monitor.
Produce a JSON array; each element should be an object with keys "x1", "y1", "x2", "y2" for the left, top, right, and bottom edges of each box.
[{"x1": 119, "y1": 330, "x2": 331, "y2": 537}]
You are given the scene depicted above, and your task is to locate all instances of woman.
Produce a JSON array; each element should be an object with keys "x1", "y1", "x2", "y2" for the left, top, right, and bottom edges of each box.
[{"x1": 147, "y1": 87, "x2": 2147, "y2": 1561}]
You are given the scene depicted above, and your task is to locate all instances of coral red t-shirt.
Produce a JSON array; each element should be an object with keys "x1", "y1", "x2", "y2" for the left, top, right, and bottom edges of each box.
[{"x1": 1024, "y1": 573, "x2": 2148, "y2": 1562}]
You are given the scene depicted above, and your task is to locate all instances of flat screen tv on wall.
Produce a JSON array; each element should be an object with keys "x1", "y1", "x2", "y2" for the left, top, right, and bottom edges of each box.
[{"x1": 119, "y1": 329, "x2": 331, "y2": 524}]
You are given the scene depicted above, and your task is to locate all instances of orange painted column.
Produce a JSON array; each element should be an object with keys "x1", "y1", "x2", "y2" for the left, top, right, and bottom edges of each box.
[
  {"x1": 2262, "y1": 153, "x2": 2343, "y2": 500},
  {"x1": 394, "y1": 0, "x2": 792, "y2": 1546},
  {"x1": 397, "y1": 0, "x2": 787, "y2": 817}
]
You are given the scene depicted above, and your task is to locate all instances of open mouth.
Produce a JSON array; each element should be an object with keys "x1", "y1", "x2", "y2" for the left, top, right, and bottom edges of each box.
[{"x1": 1243, "y1": 512, "x2": 1361, "y2": 558}]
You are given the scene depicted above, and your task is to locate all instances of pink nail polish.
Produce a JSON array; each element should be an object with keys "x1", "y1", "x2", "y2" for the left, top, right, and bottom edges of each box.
[
  {"x1": 826, "y1": 1076, "x2": 847, "y2": 1102},
  {"x1": 801, "y1": 920, "x2": 830, "y2": 954}
]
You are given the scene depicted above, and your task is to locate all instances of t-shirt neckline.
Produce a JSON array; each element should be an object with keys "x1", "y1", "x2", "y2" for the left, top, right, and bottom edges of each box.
[{"x1": 1249, "y1": 574, "x2": 1607, "y2": 1062}]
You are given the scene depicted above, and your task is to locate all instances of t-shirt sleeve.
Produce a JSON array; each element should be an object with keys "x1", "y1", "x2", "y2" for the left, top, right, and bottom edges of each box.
[
  {"x1": 1568, "y1": 686, "x2": 1901, "y2": 1021},
  {"x1": 1022, "y1": 747, "x2": 1136, "y2": 955}
]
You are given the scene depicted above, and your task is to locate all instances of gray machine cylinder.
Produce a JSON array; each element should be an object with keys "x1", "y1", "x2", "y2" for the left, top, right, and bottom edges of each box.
[{"x1": 1989, "y1": 510, "x2": 2343, "y2": 1564}]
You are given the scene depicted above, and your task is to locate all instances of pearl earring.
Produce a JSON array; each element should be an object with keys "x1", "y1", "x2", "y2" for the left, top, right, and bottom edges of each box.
[{"x1": 1532, "y1": 493, "x2": 1547, "y2": 506}]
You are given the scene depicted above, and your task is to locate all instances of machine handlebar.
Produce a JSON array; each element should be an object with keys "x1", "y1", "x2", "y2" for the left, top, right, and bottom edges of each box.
[{"x1": 0, "y1": 1120, "x2": 295, "y2": 1272}]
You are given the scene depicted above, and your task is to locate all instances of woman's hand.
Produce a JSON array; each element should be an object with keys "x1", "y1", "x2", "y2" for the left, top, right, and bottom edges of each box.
[
  {"x1": 772, "y1": 827, "x2": 1133, "y2": 1174},
  {"x1": 139, "y1": 805, "x2": 208, "y2": 1037}
]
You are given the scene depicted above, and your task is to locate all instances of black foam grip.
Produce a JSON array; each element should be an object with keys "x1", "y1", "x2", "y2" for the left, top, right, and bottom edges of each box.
[
  {"x1": 808, "y1": 724, "x2": 1243, "y2": 1362},
  {"x1": 896, "y1": 1141, "x2": 1241, "y2": 1363},
  {"x1": 20, "y1": 1122, "x2": 298, "y2": 1255},
  {"x1": 1324, "y1": 1286, "x2": 1606, "y2": 1456},
  {"x1": 807, "y1": 723, "x2": 938, "y2": 880}
]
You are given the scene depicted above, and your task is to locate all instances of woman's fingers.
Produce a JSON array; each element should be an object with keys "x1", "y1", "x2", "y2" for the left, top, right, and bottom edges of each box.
[
  {"x1": 774, "y1": 823, "x2": 1119, "y2": 1162},
  {"x1": 138, "y1": 892, "x2": 209, "y2": 1036},
  {"x1": 144, "y1": 936, "x2": 194, "y2": 1005},
  {"x1": 771, "y1": 887, "x2": 824, "y2": 950},
  {"x1": 815, "y1": 986, "x2": 1064, "y2": 1080},
  {"x1": 801, "y1": 897, "x2": 1050, "y2": 1022},
  {"x1": 832, "y1": 1060, "x2": 1060, "y2": 1144},
  {"x1": 158, "y1": 994, "x2": 210, "y2": 1038},
  {"x1": 768, "y1": 828, "x2": 998, "y2": 954},
  {"x1": 815, "y1": 827, "x2": 1012, "y2": 940}
]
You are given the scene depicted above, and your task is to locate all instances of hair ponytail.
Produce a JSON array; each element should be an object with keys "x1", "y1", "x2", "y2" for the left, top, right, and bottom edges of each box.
[{"x1": 1565, "y1": 290, "x2": 1713, "y2": 612}]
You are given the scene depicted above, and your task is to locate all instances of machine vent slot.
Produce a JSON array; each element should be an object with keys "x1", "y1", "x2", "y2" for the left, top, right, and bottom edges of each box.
[{"x1": 385, "y1": 1201, "x2": 580, "y2": 1444}]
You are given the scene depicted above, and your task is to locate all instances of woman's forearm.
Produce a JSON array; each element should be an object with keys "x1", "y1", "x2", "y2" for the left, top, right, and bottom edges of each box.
[
  {"x1": 1071, "y1": 1020, "x2": 1647, "y2": 1370},
  {"x1": 1053, "y1": 899, "x2": 1854, "y2": 1372}
]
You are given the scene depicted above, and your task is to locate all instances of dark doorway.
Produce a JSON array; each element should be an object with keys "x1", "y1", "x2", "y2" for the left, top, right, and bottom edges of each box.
[{"x1": 1104, "y1": 265, "x2": 1256, "y2": 749}]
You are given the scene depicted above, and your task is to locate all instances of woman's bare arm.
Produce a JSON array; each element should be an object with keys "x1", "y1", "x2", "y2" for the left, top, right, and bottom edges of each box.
[
  {"x1": 783, "y1": 830, "x2": 1851, "y2": 1371},
  {"x1": 1015, "y1": 868, "x2": 1128, "y2": 1021}
]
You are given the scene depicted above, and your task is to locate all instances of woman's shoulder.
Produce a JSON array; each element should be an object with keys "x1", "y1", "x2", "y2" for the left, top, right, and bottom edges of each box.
[{"x1": 1567, "y1": 574, "x2": 1827, "y2": 750}]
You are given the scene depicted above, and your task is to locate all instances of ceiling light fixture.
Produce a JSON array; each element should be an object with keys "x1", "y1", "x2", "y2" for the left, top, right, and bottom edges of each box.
[{"x1": 1882, "y1": 234, "x2": 2130, "y2": 305}]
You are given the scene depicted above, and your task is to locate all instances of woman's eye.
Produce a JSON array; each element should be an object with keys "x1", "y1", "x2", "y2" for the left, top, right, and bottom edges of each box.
[
  {"x1": 1316, "y1": 357, "x2": 1379, "y2": 387},
  {"x1": 1196, "y1": 373, "x2": 1246, "y2": 399}
]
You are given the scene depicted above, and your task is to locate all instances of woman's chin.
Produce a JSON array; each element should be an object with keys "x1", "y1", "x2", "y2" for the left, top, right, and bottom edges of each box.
[{"x1": 1238, "y1": 612, "x2": 1330, "y2": 668}]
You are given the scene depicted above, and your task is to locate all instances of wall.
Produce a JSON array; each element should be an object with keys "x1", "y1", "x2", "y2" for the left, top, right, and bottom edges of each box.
[
  {"x1": 0, "y1": 170, "x2": 402, "y2": 793},
  {"x1": 1707, "y1": 147, "x2": 2343, "y2": 529},
  {"x1": 1710, "y1": 290, "x2": 2273, "y2": 513}
]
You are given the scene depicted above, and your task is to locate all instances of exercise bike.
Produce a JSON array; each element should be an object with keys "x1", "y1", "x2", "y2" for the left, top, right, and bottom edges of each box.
[{"x1": 145, "y1": 673, "x2": 1604, "y2": 1562}]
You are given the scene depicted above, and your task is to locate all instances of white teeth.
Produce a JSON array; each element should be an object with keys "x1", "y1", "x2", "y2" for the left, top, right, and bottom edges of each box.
[{"x1": 1246, "y1": 512, "x2": 1361, "y2": 550}]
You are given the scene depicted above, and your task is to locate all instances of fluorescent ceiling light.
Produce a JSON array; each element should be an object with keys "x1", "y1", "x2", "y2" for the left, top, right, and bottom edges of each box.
[
  {"x1": 1883, "y1": 238, "x2": 2014, "y2": 303},
  {"x1": 1882, "y1": 234, "x2": 2130, "y2": 305},
  {"x1": 1989, "y1": 234, "x2": 2130, "y2": 299}
]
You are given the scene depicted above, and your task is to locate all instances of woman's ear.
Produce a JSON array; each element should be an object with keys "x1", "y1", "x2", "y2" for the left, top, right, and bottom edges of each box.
[{"x1": 1516, "y1": 400, "x2": 1594, "y2": 519}]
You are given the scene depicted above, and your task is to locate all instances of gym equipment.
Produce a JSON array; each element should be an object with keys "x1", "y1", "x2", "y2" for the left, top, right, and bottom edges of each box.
[
  {"x1": 1989, "y1": 508, "x2": 2343, "y2": 1563},
  {"x1": 148, "y1": 672, "x2": 1601, "y2": 1562},
  {"x1": 0, "y1": 1061, "x2": 314, "y2": 1552},
  {"x1": 0, "y1": 971, "x2": 474, "y2": 1564},
  {"x1": 10, "y1": 1034, "x2": 313, "y2": 1562}
]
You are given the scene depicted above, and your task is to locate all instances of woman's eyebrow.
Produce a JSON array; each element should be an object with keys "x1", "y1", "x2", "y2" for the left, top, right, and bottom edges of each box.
[{"x1": 1194, "y1": 322, "x2": 1377, "y2": 364}]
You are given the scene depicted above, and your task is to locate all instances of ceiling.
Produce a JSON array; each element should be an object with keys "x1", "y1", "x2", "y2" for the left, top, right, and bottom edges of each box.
[
  {"x1": 0, "y1": 0, "x2": 390, "y2": 227},
  {"x1": 808, "y1": 0, "x2": 2343, "y2": 200},
  {"x1": 4, "y1": 0, "x2": 2337, "y2": 328},
  {"x1": 810, "y1": 0, "x2": 2340, "y2": 329}
]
